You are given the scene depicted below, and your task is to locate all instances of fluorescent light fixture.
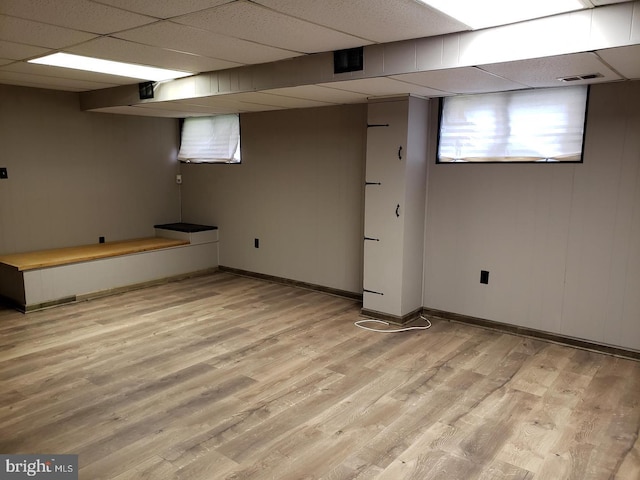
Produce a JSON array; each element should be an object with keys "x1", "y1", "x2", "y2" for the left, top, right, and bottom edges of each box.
[
  {"x1": 28, "y1": 53, "x2": 192, "y2": 81},
  {"x1": 420, "y1": 0, "x2": 587, "y2": 29}
]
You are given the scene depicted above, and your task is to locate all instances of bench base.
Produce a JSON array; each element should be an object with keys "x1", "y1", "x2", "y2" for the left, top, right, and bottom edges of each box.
[
  {"x1": 1, "y1": 267, "x2": 217, "y2": 312},
  {"x1": 0, "y1": 236, "x2": 219, "y2": 312}
]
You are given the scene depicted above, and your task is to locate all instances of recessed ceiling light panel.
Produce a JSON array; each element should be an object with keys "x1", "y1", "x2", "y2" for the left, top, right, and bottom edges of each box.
[
  {"x1": 419, "y1": 0, "x2": 587, "y2": 29},
  {"x1": 29, "y1": 53, "x2": 192, "y2": 81}
]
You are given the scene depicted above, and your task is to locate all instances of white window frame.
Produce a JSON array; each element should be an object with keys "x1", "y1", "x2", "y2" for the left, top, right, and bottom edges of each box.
[
  {"x1": 178, "y1": 114, "x2": 241, "y2": 164},
  {"x1": 437, "y1": 86, "x2": 589, "y2": 163}
]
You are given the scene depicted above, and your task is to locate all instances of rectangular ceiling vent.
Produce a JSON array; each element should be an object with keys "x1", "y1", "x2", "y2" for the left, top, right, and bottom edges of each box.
[
  {"x1": 334, "y1": 47, "x2": 364, "y2": 74},
  {"x1": 138, "y1": 81, "x2": 155, "y2": 100},
  {"x1": 558, "y1": 73, "x2": 603, "y2": 82}
]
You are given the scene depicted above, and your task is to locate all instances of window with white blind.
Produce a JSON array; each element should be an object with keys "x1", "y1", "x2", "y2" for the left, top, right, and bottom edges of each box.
[
  {"x1": 178, "y1": 114, "x2": 241, "y2": 163},
  {"x1": 437, "y1": 86, "x2": 588, "y2": 163}
]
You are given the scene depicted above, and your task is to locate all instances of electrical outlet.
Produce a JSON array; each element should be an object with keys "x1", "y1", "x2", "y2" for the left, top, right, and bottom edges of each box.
[
  {"x1": 99, "y1": 236, "x2": 105, "y2": 244},
  {"x1": 0, "y1": 168, "x2": 7, "y2": 179},
  {"x1": 254, "y1": 238, "x2": 259, "y2": 248},
  {"x1": 176, "y1": 174, "x2": 182, "y2": 184},
  {"x1": 480, "y1": 270, "x2": 489, "y2": 284}
]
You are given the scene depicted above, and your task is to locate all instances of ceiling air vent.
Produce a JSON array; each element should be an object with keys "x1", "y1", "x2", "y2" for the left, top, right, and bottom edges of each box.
[
  {"x1": 334, "y1": 47, "x2": 364, "y2": 74},
  {"x1": 558, "y1": 73, "x2": 603, "y2": 82},
  {"x1": 138, "y1": 81, "x2": 155, "y2": 99}
]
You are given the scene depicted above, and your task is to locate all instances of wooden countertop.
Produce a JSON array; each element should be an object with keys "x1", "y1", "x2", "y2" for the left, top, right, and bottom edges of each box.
[{"x1": 0, "y1": 237, "x2": 189, "y2": 271}]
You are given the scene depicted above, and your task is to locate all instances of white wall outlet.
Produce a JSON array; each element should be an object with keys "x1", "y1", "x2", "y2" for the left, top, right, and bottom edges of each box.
[{"x1": 176, "y1": 174, "x2": 182, "y2": 185}]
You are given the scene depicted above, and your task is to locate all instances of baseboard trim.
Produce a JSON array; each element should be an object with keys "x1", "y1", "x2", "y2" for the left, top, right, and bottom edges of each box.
[
  {"x1": 76, "y1": 267, "x2": 219, "y2": 303},
  {"x1": 360, "y1": 307, "x2": 423, "y2": 325},
  {"x1": 218, "y1": 266, "x2": 363, "y2": 301},
  {"x1": 423, "y1": 307, "x2": 640, "y2": 361}
]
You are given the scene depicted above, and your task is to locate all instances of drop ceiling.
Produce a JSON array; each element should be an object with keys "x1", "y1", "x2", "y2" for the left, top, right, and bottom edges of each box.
[{"x1": 0, "y1": 0, "x2": 639, "y2": 117}]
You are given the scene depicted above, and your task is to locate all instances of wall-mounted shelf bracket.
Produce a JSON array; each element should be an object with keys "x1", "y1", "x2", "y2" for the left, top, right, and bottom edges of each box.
[{"x1": 363, "y1": 288, "x2": 384, "y2": 295}]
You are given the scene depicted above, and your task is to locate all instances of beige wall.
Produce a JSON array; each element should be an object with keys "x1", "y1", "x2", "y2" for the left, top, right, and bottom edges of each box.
[
  {"x1": 423, "y1": 81, "x2": 640, "y2": 351},
  {"x1": 180, "y1": 104, "x2": 367, "y2": 294},
  {"x1": 3, "y1": 80, "x2": 638, "y2": 351},
  {"x1": 0, "y1": 85, "x2": 180, "y2": 254}
]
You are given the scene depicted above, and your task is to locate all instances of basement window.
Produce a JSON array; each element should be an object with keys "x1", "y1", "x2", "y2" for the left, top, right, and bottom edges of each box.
[
  {"x1": 437, "y1": 86, "x2": 588, "y2": 163},
  {"x1": 178, "y1": 114, "x2": 241, "y2": 163}
]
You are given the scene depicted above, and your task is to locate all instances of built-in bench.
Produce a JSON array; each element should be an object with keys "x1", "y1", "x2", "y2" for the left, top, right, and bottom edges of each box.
[{"x1": 0, "y1": 223, "x2": 219, "y2": 312}]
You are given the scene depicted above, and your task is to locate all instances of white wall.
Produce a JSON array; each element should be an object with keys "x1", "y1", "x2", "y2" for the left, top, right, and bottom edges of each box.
[
  {"x1": 0, "y1": 85, "x2": 181, "y2": 254},
  {"x1": 423, "y1": 81, "x2": 640, "y2": 351},
  {"x1": 180, "y1": 104, "x2": 367, "y2": 294}
]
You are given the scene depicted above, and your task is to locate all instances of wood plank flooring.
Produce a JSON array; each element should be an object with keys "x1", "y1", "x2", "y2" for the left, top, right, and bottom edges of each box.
[{"x1": 1, "y1": 272, "x2": 639, "y2": 479}]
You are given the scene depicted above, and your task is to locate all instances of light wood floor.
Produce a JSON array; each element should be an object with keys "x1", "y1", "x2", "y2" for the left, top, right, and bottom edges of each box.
[{"x1": 1, "y1": 272, "x2": 639, "y2": 480}]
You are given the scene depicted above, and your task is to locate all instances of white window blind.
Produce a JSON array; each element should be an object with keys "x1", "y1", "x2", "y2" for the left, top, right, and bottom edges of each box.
[
  {"x1": 438, "y1": 86, "x2": 588, "y2": 163},
  {"x1": 178, "y1": 114, "x2": 241, "y2": 163}
]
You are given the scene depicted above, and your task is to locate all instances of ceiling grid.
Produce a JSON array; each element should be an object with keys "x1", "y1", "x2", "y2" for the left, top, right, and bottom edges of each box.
[{"x1": 0, "y1": 0, "x2": 637, "y2": 115}]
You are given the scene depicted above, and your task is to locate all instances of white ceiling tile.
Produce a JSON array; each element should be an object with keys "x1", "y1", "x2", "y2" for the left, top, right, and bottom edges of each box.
[
  {"x1": 480, "y1": 53, "x2": 622, "y2": 87},
  {"x1": 597, "y1": 45, "x2": 640, "y2": 79},
  {"x1": 458, "y1": 12, "x2": 593, "y2": 67},
  {"x1": 0, "y1": 40, "x2": 50, "y2": 60},
  {"x1": 0, "y1": 0, "x2": 638, "y2": 101},
  {"x1": 265, "y1": 85, "x2": 369, "y2": 104},
  {"x1": 633, "y1": 2, "x2": 640, "y2": 43},
  {"x1": 324, "y1": 77, "x2": 447, "y2": 97},
  {"x1": 221, "y1": 91, "x2": 335, "y2": 109},
  {"x1": 67, "y1": 37, "x2": 239, "y2": 74},
  {"x1": 590, "y1": 0, "x2": 631, "y2": 5},
  {"x1": 1, "y1": 61, "x2": 148, "y2": 85},
  {"x1": 0, "y1": 15, "x2": 97, "y2": 49},
  {"x1": 174, "y1": 1, "x2": 368, "y2": 54},
  {"x1": 253, "y1": 0, "x2": 470, "y2": 43},
  {"x1": 93, "y1": 0, "x2": 236, "y2": 19},
  {"x1": 97, "y1": 102, "x2": 238, "y2": 118},
  {"x1": 109, "y1": 88, "x2": 351, "y2": 116},
  {"x1": 135, "y1": 102, "x2": 224, "y2": 116},
  {"x1": 385, "y1": 78, "x2": 450, "y2": 97},
  {"x1": 90, "y1": 105, "x2": 209, "y2": 117},
  {"x1": 173, "y1": 95, "x2": 285, "y2": 112},
  {"x1": 589, "y1": 1, "x2": 634, "y2": 49},
  {"x1": 114, "y1": 21, "x2": 300, "y2": 65},
  {"x1": 392, "y1": 67, "x2": 527, "y2": 94},
  {"x1": 0, "y1": 70, "x2": 119, "y2": 91},
  {"x1": 0, "y1": 0, "x2": 156, "y2": 35},
  {"x1": 170, "y1": 96, "x2": 241, "y2": 108}
]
